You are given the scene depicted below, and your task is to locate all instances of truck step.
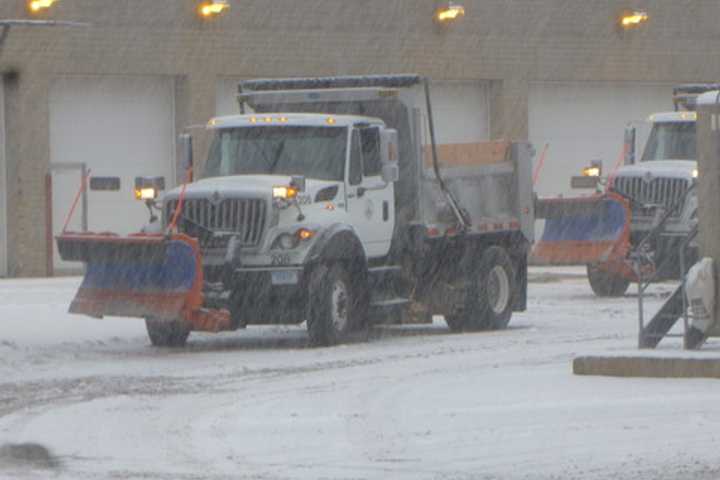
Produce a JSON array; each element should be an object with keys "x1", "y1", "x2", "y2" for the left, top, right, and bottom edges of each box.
[
  {"x1": 369, "y1": 297, "x2": 410, "y2": 309},
  {"x1": 368, "y1": 265, "x2": 402, "y2": 277}
]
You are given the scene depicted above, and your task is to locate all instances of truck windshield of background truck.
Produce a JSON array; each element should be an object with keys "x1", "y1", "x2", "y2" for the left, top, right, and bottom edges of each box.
[
  {"x1": 641, "y1": 121, "x2": 696, "y2": 162},
  {"x1": 203, "y1": 126, "x2": 347, "y2": 180}
]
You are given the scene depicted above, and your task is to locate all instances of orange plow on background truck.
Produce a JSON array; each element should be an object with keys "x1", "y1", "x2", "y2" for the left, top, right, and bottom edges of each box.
[{"x1": 533, "y1": 192, "x2": 639, "y2": 296}]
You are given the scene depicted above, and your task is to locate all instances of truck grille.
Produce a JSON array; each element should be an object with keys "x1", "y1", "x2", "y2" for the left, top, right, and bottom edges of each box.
[
  {"x1": 165, "y1": 197, "x2": 267, "y2": 247},
  {"x1": 611, "y1": 176, "x2": 689, "y2": 218}
]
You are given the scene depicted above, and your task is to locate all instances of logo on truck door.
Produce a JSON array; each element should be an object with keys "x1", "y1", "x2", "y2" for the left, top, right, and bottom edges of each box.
[{"x1": 365, "y1": 199, "x2": 374, "y2": 220}]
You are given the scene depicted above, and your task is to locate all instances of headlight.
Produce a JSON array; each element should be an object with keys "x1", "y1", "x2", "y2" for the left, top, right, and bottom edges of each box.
[
  {"x1": 272, "y1": 228, "x2": 316, "y2": 250},
  {"x1": 692, "y1": 168, "x2": 699, "y2": 179},
  {"x1": 134, "y1": 176, "x2": 165, "y2": 201},
  {"x1": 275, "y1": 233, "x2": 299, "y2": 250},
  {"x1": 272, "y1": 186, "x2": 298, "y2": 200},
  {"x1": 135, "y1": 187, "x2": 157, "y2": 200},
  {"x1": 582, "y1": 166, "x2": 601, "y2": 177}
]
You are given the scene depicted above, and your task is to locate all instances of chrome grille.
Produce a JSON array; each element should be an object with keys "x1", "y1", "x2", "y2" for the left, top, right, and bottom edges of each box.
[
  {"x1": 165, "y1": 198, "x2": 267, "y2": 246},
  {"x1": 611, "y1": 176, "x2": 689, "y2": 218}
]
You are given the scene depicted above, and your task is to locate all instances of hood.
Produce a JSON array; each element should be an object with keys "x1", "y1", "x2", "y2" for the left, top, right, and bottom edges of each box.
[
  {"x1": 614, "y1": 160, "x2": 697, "y2": 181},
  {"x1": 163, "y1": 175, "x2": 341, "y2": 200}
]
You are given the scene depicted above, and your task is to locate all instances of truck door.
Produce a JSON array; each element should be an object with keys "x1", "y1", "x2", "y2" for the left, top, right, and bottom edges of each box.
[{"x1": 346, "y1": 127, "x2": 395, "y2": 258}]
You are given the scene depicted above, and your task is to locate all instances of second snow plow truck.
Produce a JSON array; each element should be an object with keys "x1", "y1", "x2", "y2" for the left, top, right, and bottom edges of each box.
[
  {"x1": 534, "y1": 83, "x2": 706, "y2": 297},
  {"x1": 57, "y1": 75, "x2": 535, "y2": 347}
]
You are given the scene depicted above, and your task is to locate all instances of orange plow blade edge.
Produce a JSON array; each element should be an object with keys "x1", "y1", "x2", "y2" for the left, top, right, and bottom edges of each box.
[
  {"x1": 533, "y1": 193, "x2": 631, "y2": 265},
  {"x1": 55, "y1": 233, "x2": 230, "y2": 332}
]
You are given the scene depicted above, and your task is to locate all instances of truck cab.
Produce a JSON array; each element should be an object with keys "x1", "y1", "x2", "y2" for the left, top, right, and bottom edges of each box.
[
  {"x1": 608, "y1": 106, "x2": 699, "y2": 281},
  {"x1": 611, "y1": 111, "x2": 698, "y2": 235},
  {"x1": 165, "y1": 114, "x2": 398, "y2": 268}
]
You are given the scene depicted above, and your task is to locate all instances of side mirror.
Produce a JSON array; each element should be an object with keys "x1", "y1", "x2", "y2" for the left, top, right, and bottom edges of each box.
[
  {"x1": 380, "y1": 128, "x2": 399, "y2": 165},
  {"x1": 179, "y1": 133, "x2": 194, "y2": 171},
  {"x1": 381, "y1": 163, "x2": 399, "y2": 184},
  {"x1": 290, "y1": 175, "x2": 306, "y2": 193},
  {"x1": 624, "y1": 125, "x2": 636, "y2": 165}
]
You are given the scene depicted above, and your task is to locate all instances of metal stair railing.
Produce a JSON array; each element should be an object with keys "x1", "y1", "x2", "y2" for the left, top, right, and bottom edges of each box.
[{"x1": 634, "y1": 183, "x2": 697, "y2": 349}]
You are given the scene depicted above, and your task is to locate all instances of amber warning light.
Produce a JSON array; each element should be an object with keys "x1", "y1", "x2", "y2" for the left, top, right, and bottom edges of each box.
[
  {"x1": 198, "y1": 0, "x2": 230, "y2": 19},
  {"x1": 434, "y1": 2, "x2": 465, "y2": 25},
  {"x1": 28, "y1": 0, "x2": 59, "y2": 14},
  {"x1": 619, "y1": 10, "x2": 649, "y2": 30}
]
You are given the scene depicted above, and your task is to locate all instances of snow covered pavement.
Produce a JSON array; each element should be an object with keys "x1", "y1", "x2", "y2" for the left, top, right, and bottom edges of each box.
[{"x1": 1, "y1": 269, "x2": 720, "y2": 479}]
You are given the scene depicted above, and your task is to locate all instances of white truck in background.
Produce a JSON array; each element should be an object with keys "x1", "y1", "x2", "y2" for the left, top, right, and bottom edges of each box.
[{"x1": 585, "y1": 84, "x2": 706, "y2": 296}]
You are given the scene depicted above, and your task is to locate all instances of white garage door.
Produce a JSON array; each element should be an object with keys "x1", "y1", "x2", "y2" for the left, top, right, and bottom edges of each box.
[
  {"x1": 49, "y1": 76, "x2": 175, "y2": 273},
  {"x1": 0, "y1": 78, "x2": 7, "y2": 277},
  {"x1": 530, "y1": 82, "x2": 671, "y2": 198},
  {"x1": 422, "y1": 81, "x2": 490, "y2": 145}
]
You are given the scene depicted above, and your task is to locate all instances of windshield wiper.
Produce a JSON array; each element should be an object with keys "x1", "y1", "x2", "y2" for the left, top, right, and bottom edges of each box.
[{"x1": 267, "y1": 140, "x2": 287, "y2": 174}]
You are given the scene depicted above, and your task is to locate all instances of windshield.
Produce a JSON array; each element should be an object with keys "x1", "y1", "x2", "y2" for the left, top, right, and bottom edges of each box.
[
  {"x1": 641, "y1": 121, "x2": 696, "y2": 161},
  {"x1": 203, "y1": 126, "x2": 347, "y2": 180}
]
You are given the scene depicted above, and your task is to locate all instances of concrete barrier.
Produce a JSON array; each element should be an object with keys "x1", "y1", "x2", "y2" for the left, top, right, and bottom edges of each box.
[{"x1": 573, "y1": 355, "x2": 720, "y2": 379}]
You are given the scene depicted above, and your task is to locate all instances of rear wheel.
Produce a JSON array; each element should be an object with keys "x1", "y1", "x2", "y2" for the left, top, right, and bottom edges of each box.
[
  {"x1": 307, "y1": 263, "x2": 362, "y2": 346},
  {"x1": 145, "y1": 317, "x2": 190, "y2": 347},
  {"x1": 445, "y1": 246, "x2": 515, "y2": 332},
  {"x1": 586, "y1": 264, "x2": 630, "y2": 297}
]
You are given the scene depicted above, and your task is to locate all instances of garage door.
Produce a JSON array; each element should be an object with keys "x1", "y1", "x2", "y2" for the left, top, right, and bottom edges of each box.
[
  {"x1": 530, "y1": 82, "x2": 671, "y2": 198},
  {"x1": 421, "y1": 81, "x2": 490, "y2": 145},
  {"x1": 49, "y1": 76, "x2": 175, "y2": 273},
  {"x1": 0, "y1": 78, "x2": 7, "y2": 277}
]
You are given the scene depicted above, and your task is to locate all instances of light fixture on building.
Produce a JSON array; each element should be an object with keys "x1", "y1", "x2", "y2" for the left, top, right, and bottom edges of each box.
[
  {"x1": 618, "y1": 10, "x2": 649, "y2": 30},
  {"x1": 27, "y1": 0, "x2": 59, "y2": 14},
  {"x1": 198, "y1": 0, "x2": 230, "y2": 20},
  {"x1": 434, "y1": 2, "x2": 465, "y2": 25}
]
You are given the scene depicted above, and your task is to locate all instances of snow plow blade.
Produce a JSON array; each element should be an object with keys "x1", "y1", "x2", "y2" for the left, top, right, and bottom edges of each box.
[
  {"x1": 533, "y1": 193, "x2": 631, "y2": 265},
  {"x1": 56, "y1": 233, "x2": 229, "y2": 330}
]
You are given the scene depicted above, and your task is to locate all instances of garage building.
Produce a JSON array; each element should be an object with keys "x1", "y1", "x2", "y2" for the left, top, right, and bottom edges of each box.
[{"x1": 1, "y1": 0, "x2": 720, "y2": 277}]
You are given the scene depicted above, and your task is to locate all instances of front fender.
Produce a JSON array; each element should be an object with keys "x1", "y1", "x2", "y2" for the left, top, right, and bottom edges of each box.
[{"x1": 306, "y1": 223, "x2": 367, "y2": 266}]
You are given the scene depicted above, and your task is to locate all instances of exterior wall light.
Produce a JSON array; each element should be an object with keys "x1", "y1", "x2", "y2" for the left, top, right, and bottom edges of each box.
[
  {"x1": 434, "y1": 2, "x2": 465, "y2": 25},
  {"x1": 198, "y1": 0, "x2": 230, "y2": 20},
  {"x1": 619, "y1": 10, "x2": 649, "y2": 30},
  {"x1": 27, "y1": 0, "x2": 59, "y2": 14}
]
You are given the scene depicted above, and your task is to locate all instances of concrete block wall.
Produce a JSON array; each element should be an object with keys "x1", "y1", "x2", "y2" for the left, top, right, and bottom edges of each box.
[{"x1": 1, "y1": 0, "x2": 720, "y2": 276}]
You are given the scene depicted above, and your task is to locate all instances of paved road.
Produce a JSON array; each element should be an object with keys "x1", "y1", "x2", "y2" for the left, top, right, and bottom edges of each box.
[{"x1": 1, "y1": 270, "x2": 720, "y2": 479}]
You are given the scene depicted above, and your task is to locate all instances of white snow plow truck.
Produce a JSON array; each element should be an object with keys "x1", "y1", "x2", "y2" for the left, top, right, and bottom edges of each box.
[
  {"x1": 535, "y1": 83, "x2": 705, "y2": 297},
  {"x1": 56, "y1": 75, "x2": 535, "y2": 347}
]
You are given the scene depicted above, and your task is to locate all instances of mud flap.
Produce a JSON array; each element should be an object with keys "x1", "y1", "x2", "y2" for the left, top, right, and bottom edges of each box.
[
  {"x1": 533, "y1": 193, "x2": 631, "y2": 265},
  {"x1": 56, "y1": 233, "x2": 204, "y2": 320}
]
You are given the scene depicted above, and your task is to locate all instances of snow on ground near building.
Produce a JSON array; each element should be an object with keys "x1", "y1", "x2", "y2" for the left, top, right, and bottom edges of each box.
[{"x1": 1, "y1": 268, "x2": 720, "y2": 480}]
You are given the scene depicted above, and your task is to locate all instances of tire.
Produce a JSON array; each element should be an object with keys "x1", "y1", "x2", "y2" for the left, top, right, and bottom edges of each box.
[
  {"x1": 445, "y1": 246, "x2": 515, "y2": 332},
  {"x1": 306, "y1": 263, "x2": 361, "y2": 347},
  {"x1": 145, "y1": 317, "x2": 190, "y2": 347},
  {"x1": 586, "y1": 264, "x2": 630, "y2": 297}
]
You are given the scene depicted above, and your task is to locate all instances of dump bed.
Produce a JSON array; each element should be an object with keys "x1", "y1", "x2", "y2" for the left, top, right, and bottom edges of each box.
[
  {"x1": 419, "y1": 141, "x2": 534, "y2": 240},
  {"x1": 239, "y1": 75, "x2": 534, "y2": 243}
]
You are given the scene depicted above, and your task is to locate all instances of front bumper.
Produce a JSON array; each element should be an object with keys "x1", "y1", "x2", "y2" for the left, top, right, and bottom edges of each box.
[{"x1": 205, "y1": 266, "x2": 308, "y2": 326}]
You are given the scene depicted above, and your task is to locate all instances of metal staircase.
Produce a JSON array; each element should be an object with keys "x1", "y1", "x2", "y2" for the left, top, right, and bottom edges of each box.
[{"x1": 636, "y1": 222, "x2": 704, "y2": 350}]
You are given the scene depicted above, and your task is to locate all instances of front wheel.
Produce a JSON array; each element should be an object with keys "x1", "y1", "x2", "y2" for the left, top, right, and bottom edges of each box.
[
  {"x1": 145, "y1": 317, "x2": 190, "y2": 347},
  {"x1": 586, "y1": 264, "x2": 630, "y2": 297},
  {"x1": 445, "y1": 246, "x2": 515, "y2": 332},
  {"x1": 306, "y1": 263, "x2": 362, "y2": 347}
]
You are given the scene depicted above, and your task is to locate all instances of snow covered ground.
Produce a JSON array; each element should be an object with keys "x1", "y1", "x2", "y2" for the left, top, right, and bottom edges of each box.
[{"x1": 1, "y1": 268, "x2": 720, "y2": 480}]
